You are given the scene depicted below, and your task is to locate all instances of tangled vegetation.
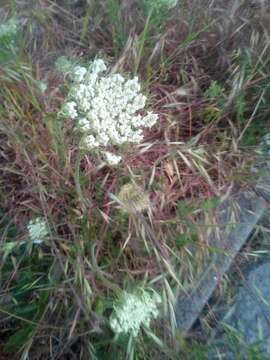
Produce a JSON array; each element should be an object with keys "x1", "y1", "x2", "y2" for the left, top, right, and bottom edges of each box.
[{"x1": 0, "y1": 0, "x2": 270, "y2": 359}]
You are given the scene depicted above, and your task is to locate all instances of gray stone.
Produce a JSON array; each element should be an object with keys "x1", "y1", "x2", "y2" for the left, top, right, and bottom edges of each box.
[
  {"x1": 175, "y1": 192, "x2": 267, "y2": 334},
  {"x1": 175, "y1": 146, "x2": 270, "y2": 336},
  {"x1": 226, "y1": 262, "x2": 270, "y2": 354}
]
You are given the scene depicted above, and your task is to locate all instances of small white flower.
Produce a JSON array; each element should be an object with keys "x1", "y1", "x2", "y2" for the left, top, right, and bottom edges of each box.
[
  {"x1": 144, "y1": 112, "x2": 159, "y2": 127},
  {"x1": 63, "y1": 101, "x2": 78, "y2": 119},
  {"x1": 0, "y1": 17, "x2": 18, "y2": 38},
  {"x1": 104, "y1": 152, "x2": 122, "y2": 165},
  {"x1": 36, "y1": 80, "x2": 47, "y2": 94},
  {"x1": 110, "y1": 289, "x2": 161, "y2": 336},
  {"x1": 90, "y1": 59, "x2": 107, "y2": 74},
  {"x1": 78, "y1": 117, "x2": 90, "y2": 130},
  {"x1": 27, "y1": 217, "x2": 48, "y2": 244},
  {"x1": 73, "y1": 66, "x2": 87, "y2": 82},
  {"x1": 83, "y1": 134, "x2": 99, "y2": 148}
]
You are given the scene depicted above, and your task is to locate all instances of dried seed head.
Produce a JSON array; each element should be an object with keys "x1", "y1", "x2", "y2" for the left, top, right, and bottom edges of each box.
[{"x1": 117, "y1": 183, "x2": 150, "y2": 214}]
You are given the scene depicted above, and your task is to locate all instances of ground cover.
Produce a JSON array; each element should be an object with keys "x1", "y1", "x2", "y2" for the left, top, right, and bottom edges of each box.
[{"x1": 1, "y1": 1, "x2": 270, "y2": 359}]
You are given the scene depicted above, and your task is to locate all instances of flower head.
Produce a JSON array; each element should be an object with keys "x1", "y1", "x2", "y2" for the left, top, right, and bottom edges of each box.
[
  {"x1": 110, "y1": 288, "x2": 161, "y2": 336},
  {"x1": 117, "y1": 183, "x2": 150, "y2": 213},
  {"x1": 61, "y1": 59, "x2": 158, "y2": 157},
  {"x1": 63, "y1": 101, "x2": 78, "y2": 119},
  {"x1": 104, "y1": 151, "x2": 122, "y2": 166},
  {"x1": 72, "y1": 65, "x2": 87, "y2": 82},
  {"x1": 27, "y1": 217, "x2": 48, "y2": 244}
]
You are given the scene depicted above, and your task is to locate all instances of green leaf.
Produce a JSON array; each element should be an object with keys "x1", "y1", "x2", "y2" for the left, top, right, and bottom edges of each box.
[
  {"x1": 175, "y1": 234, "x2": 190, "y2": 247},
  {"x1": 4, "y1": 324, "x2": 34, "y2": 353},
  {"x1": 13, "y1": 303, "x2": 38, "y2": 317},
  {"x1": 177, "y1": 200, "x2": 195, "y2": 215},
  {"x1": 200, "y1": 197, "x2": 220, "y2": 211},
  {"x1": 95, "y1": 298, "x2": 105, "y2": 315}
]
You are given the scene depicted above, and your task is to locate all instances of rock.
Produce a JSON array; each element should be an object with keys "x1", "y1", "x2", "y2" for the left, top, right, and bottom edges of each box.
[
  {"x1": 175, "y1": 192, "x2": 267, "y2": 335},
  {"x1": 226, "y1": 262, "x2": 270, "y2": 354}
]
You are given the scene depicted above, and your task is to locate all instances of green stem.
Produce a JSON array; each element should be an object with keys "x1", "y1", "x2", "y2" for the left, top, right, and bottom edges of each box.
[{"x1": 134, "y1": 9, "x2": 153, "y2": 75}]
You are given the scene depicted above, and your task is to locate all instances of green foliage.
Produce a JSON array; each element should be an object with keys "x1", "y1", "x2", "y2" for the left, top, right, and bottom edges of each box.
[
  {"x1": 55, "y1": 55, "x2": 75, "y2": 74},
  {"x1": 203, "y1": 106, "x2": 222, "y2": 123},
  {"x1": 107, "y1": 0, "x2": 127, "y2": 50},
  {"x1": 241, "y1": 122, "x2": 268, "y2": 146},
  {"x1": 205, "y1": 81, "x2": 226, "y2": 106},
  {"x1": 230, "y1": 48, "x2": 270, "y2": 145},
  {"x1": 235, "y1": 92, "x2": 246, "y2": 123},
  {"x1": 1, "y1": 249, "x2": 53, "y2": 353},
  {"x1": 176, "y1": 338, "x2": 209, "y2": 359},
  {"x1": 139, "y1": 0, "x2": 177, "y2": 25},
  {"x1": 0, "y1": 211, "x2": 53, "y2": 354},
  {"x1": 199, "y1": 197, "x2": 220, "y2": 211},
  {"x1": 214, "y1": 325, "x2": 270, "y2": 360},
  {"x1": 4, "y1": 325, "x2": 35, "y2": 353},
  {"x1": 0, "y1": 17, "x2": 20, "y2": 63}
]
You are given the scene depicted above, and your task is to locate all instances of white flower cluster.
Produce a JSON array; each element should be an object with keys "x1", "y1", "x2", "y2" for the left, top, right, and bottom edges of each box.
[
  {"x1": 0, "y1": 17, "x2": 18, "y2": 38},
  {"x1": 110, "y1": 289, "x2": 161, "y2": 336},
  {"x1": 27, "y1": 217, "x2": 48, "y2": 244},
  {"x1": 104, "y1": 151, "x2": 122, "y2": 165},
  {"x1": 62, "y1": 59, "x2": 158, "y2": 163}
]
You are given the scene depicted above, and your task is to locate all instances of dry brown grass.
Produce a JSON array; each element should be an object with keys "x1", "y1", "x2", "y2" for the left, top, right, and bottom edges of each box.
[{"x1": 0, "y1": 0, "x2": 269, "y2": 358}]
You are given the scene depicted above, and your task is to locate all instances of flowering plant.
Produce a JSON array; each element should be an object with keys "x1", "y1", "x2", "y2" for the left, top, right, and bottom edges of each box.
[
  {"x1": 61, "y1": 59, "x2": 158, "y2": 165},
  {"x1": 110, "y1": 288, "x2": 161, "y2": 337},
  {"x1": 27, "y1": 217, "x2": 48, "y2": 244}
]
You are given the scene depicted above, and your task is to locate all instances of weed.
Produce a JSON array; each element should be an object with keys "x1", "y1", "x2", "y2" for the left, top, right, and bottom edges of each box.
[{"x1": 0, "y1": 0, "x2": 269, "y2": 359}]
